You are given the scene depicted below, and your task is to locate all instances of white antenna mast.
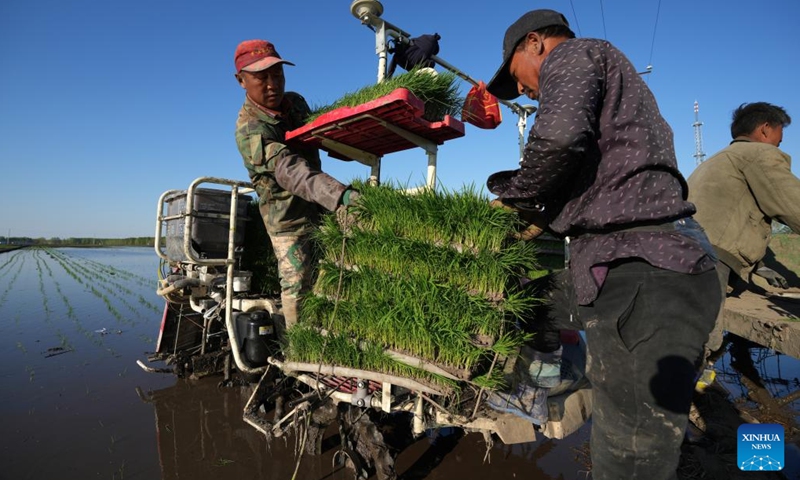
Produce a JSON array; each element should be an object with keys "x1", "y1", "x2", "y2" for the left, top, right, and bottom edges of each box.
[{"x1": 693, "y1": 101, "x2": 706, "y2": 166}]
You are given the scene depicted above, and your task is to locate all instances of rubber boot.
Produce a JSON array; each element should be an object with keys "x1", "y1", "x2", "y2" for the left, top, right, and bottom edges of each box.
[{"x1": 523, "y1": 345, "x2": 563, "y2": 388}]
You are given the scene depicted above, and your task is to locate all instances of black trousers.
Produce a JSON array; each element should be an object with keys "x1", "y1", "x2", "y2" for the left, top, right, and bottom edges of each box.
[{"x1": 529, "y1": 260, "x2": 720, "y2": 480}]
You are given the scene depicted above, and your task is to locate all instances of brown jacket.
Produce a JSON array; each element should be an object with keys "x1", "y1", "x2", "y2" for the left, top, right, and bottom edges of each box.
[{"x1": 687, "y1": 138, "x2": 800, "y2": 279}]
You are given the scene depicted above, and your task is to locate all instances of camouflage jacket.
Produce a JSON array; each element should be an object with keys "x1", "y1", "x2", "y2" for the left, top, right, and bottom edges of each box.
[{"x1": 235, "y1": 93, "x2": 347, "y2": 236}]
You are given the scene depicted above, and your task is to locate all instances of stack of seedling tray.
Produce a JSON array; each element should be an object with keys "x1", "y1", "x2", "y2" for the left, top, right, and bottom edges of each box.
[
  {"x1": 285, "y1": 183, "x2": 548, "y2": 396},
  {"x1": 287, "y1": 68, "x2": 466, "y2": 163}
]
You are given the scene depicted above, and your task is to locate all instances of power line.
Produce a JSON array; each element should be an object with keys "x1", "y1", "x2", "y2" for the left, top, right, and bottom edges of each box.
[
  {"x1": 569, "y1": 0, "x2": 583, "y2": 37},
  {"x1": 647, "y1": 0, "x2": 662, "y2": 67},
  {"x1": 599, "y1": 0, "x2": 607, "y2": 39}
]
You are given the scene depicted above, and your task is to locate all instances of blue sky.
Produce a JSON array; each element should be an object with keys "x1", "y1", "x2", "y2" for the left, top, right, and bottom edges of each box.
[{"x1": 1, "y1": 0, "x2": 798, "y2": 239}]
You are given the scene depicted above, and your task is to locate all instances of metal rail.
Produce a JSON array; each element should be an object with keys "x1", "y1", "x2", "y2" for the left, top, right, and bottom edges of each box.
[{"x1": 154, "y1": 176, "x2": 266, "y2": 375}]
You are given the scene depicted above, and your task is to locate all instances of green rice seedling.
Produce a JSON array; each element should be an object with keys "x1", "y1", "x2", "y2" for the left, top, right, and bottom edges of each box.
[
  {"x1": 284, "y1": 325, "x2": 457, "y2": 389},
  {"x1": 335, "y1": 181, "x2": 526, "y2": 254},
  {"x1": 88, "y1": 286, "x2": 127, "y2": 324},
  {"x1": 35, "y1": 257, "x2": 51, "y2": 317},
  {"x1": 314, "y1": 223, "x2": 538, "y2": 300},
  {"x1": 288, "y1": 178, "x2": 561, "y2": 399},
  {"x1": 57, "y1": 331, "x2": 73, "y2": 351},
  {"x1": 312, "y1": 259, "x2": 532, "y2": 346},
  {"x1": 49, "y1": 250, "x2": 143, "y2": 324},
  {"x1": 79, "y1": 256, "x2": 152, "y2": 289},
  {"x1": 307, "y1": 67, "x2": 462, "y2": 124},
  {"x1": 112, "y1": 460, "x2": 126, "y2": 480},
  {"x1": 42, "y1": 252, "x2": 88, "y2": 324},
  {"x1": 471, "y1": 368, "x2": 508, "y2": 391},
  {"x1": 137, "y1": 295, "x2": 161, "y2": 314},
  {"x1": 48, "y1": 252, "x2": 85, "y2": 285},
  {"x1": 491, "y1": 330, "x2": 535, "y2": 357},
  {"x1": 0, "y1": 250, "x2": 24, "y2": 279},
  {"x1": 299, "y1": 182, "x2": 547, "y2": 384},
  {"x1": 53, "y1": 255, "x2": 136, "y2": 302},
  {"x1": 45, "y1": 251, "x2": 145, "y2": 324},
  {"x1": 0, "y1": 254, "x2": 25, "y2": 309}
]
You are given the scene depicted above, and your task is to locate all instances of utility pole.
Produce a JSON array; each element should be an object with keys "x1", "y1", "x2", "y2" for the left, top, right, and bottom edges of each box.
[{"x1": 693, "y1": 100, "x2": 706, "y2": 166}]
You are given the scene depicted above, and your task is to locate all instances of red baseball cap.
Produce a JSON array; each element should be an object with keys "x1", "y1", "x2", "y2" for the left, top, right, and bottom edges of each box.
[{"x1": 234, "y1": 39, "x2": 295, "y2": 73}]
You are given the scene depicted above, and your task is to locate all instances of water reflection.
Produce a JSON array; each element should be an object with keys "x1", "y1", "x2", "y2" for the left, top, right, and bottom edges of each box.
[
  {"x1": 4, "y1": 247, "x2": 799, "y2": 479},
  {"x1": 139, "y1": 375, "x2": 592, "y2": 480}
]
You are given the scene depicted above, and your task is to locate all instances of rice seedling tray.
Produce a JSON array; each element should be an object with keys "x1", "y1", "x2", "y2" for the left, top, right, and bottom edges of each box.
[
  {"x1": 274, "y1": 359, "x2": 451, "y2": 397},
  {"x1": 285, "y1": 88, "x2": 465, "y2": 160}
]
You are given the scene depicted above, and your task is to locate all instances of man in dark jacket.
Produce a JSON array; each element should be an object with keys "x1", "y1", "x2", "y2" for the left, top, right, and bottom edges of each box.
[
  {"x1": 688, "y1": 102, "x2": 799, "y2": 356},
  {"x1": 485, "y1": 10, "x2": 720, "y2": 479},
  {"x1": 234, "y1": 39, "x2": 359, "y2": 328}
]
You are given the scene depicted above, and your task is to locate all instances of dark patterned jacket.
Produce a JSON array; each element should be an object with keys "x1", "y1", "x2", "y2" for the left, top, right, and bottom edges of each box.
[
  {"x1": 491, "y1": 38, "x2": 714, "y2": 304},
  {"x1": 235, "y1": 93, "x2": 347, "y2": 236}
]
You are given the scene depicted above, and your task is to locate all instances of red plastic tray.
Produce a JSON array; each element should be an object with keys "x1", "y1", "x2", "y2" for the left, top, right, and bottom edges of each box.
[{"x1": 285, "y1": 88, "x2": 465, "y2": 159}]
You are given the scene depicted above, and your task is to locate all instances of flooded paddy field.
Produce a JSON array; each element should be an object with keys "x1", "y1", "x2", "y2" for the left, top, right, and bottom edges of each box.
[{"x1": 0, "y1": 246, "x2": 798, "y2": 479}]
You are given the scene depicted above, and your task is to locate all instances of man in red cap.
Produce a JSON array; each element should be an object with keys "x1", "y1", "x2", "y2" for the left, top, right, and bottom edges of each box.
[
  {"x1": 234, "y1": 39, "x2": 360, "y2": 329},
  {"x1": 484, "y1": 9, "x2": 720, "y2": 480}
]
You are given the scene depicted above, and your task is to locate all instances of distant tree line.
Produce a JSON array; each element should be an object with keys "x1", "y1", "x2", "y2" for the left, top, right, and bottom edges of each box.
[{"x1": 0, "y1": 237, "x2": 155, "y2": 247}]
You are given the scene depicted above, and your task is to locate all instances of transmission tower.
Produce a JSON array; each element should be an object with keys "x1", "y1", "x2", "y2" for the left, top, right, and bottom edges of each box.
[{"x1": 693, "y1": 101, "x2": 706, "y2": 166}]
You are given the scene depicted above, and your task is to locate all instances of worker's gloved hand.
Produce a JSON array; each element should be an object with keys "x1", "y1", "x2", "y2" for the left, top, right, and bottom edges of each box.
[
  {"x1": 336, "y1": 189, "x2": 362, "y2": 234},
  {"x1": 490, "y1": 198, "x2": 547, "y2": 241},
  {"x1": 489, "y1": 198, "x2": 512, "y2": 212},
  {"x1": 516, "y1": 223, "x2": 545, "y2": 241},
  {"x1": 754, "y1": 266, "x2": 789, "y2": 289},
  {"x1": 341, "y1": 189, "x2": 361, "y2": 207}
]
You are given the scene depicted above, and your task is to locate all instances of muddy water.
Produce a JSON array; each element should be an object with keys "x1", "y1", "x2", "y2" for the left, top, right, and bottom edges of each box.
[
  {"x1": 0, "y1": 247, "x2": 798, "y2": 479},
  {"x1": 0, "y1": 247, "x2": 592, "y2": 480},
  {"x1": 140, "y1": 376, "x2": 592, "y2": 480}
]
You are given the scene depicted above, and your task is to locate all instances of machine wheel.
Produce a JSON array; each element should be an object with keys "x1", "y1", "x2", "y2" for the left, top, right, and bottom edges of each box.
[
  {"x1": 337, "y1": 406, "x2": 397, "y2": 480},
  {"x1": 332, "y1": 447, "x2": 369, "y2": 480}
]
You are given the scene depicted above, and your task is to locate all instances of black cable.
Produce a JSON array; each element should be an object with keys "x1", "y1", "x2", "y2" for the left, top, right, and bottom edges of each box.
[
  {"x1": 647, "y1": 0, "x2": 663, "y2": 68},
  {"x1": 568, "y1": 0, "x2": 583, "y2": 37},
  {"x1": 599, "y1": 0, "x2": 608, "y2": 39}
]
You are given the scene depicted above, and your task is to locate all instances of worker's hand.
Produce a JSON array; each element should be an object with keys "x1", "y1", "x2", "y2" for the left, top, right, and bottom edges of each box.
[
  {"x1": 754, "y1": 266, "x2": 789, "y2": 289},
  {"x1": 489, "y1": 198, "x2": 514, "y2": 212},
  {"x1": 516, "y1": 223, "x2": 546, "y2": 241},
  {"x1": 336, "y1": 189, "x2": 362, "y2": 234},
  {"x1": 490, "y1": 198, "x2": 548, "y2": 241},
  {"x1": 341, "y1": 189, "x2": 361, "y2": 207}
]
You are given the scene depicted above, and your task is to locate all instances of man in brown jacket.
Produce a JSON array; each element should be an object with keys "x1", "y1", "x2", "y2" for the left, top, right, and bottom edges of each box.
[{"x1": 688, "y1": 102, "x2": 800, "y2": 355}]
